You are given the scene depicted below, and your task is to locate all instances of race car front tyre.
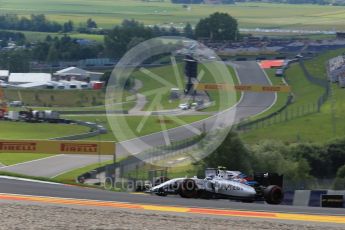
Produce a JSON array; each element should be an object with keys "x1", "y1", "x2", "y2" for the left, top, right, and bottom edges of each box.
[
  {"x1": 179, "y1": 179, "x2": 199, "y2": 199},
  {"x1": 264, "y1": 185, "x2": 284, "y2": 204},
  {"x1": 156, "y1": 187, "x2": 167, "y2": 197}
]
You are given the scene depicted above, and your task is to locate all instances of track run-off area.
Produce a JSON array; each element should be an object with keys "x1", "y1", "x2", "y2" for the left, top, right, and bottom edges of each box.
[
  {"x1": 0, "y1": 177, "x2": 344, "y2": 225},
  {"x1": 0, "y1": 61, "x2": 344, "y2": 226}
]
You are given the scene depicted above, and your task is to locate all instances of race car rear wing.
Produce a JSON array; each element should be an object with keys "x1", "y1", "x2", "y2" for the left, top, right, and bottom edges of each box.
[{"x1": 254, "y1": 172, "x2": 283, "y2": 187}]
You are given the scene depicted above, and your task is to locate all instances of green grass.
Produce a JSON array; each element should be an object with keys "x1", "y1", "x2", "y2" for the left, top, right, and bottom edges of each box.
[
  {"x1": 0, "y1": 120, "x2": 89, "y2": 139},
  {"x1": 0, "y1": 120, "x2": 89, "y2": 167},
  {"x1": 11, "y1": 101, "x2": 136, "y2": 113},
  {"x1": 1, "y1": 1, "x2": 345, "y2": 31},
  {"x1": 285, "y1": 64, "x2": 325, "y2": 108},
  {"x1": 63, "y1": 114, "x2": 209, "y2": 142},
  {"x1": 0, "y1": 153, "x2": 54, "y2": 166},
  {"x1": 241, "y1": 49, "x2": 345, "y2": 144},
  {"x1": 132, "y1": 63, "x2": 186, "y2": 111},
  {"x1": 4, "y1": 89, "x2": 106, "y2": 107},
  {"x1": 132, "y1": 63, "x2": 238, "y2": 112},
  {"x1": 304, "y1": 48, "x2": 345, "y2": 80},
  {"x1": 0, "y1": 29, "x2": 104, "y2": 42},
  {"x1": 53, "y1": 160, "x2": 113, "y2": 182}
]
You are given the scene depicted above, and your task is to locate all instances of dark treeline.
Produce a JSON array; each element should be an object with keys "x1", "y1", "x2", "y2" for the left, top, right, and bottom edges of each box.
[
  {"x1": 104, "y1": 13, "x2": 238, "y2": 58},
  {"x1": 104, "y1": 19, "x2": 195, "y2": 58},
  {"x1": 0, "y1": 14, "x2": 110, "y2": 34},
  {"x1": 0, "y1": 31, "x2": 26, "y2": 47},
  {"x1": 0, "y1": 35, "x2": 103, "y2": 72},
  {"x1": 0, "y1": 14, "x2": 71, "y2": 32},
  {"x1": 31, "y1": 35, "x2": 103, "y2": 62},
  {"x1": 1, "y1": 12, "x2": 239, "y2": 70},
  {"x1": 0, "y1": 50, "x2": 31, "y2": 72}
]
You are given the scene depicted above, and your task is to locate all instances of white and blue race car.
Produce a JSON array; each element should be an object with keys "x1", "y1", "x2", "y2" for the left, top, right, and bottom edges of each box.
[{"x1": 147, "y1": 168, "x2": 284, "y2": 204}]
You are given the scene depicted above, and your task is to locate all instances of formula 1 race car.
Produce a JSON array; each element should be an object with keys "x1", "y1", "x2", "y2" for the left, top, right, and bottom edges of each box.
[{"x1": 148, "y1": 168, "x2": 284, "y2": 204}]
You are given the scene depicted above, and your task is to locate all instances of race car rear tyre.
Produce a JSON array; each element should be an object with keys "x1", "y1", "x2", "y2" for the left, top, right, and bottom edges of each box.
[
  {"x1": 179, "y1": 179, "x2": 199, "y2": 199},
  {"x1": 264, "y1": 185, "x2": 284, "y2": 205}
]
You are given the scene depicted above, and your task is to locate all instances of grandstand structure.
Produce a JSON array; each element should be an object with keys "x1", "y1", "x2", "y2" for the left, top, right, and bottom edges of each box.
[{"x1": 328, "y1": 55, "x2": 345, "y2": 87}]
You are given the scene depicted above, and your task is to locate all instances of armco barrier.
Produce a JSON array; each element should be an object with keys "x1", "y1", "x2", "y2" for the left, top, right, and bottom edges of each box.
[
  {"x1": 236, "y1": 94, "x2": 293, "y2": 131},
  {"x1": 50, "y1": 120, "x2": 107, "y2": 141},
  {"x1": 78, "y1": 135, "x2": 205, "y2": 182},
  {"x1": 58, "y1": 110, "x2": 128, "y2": 115}
]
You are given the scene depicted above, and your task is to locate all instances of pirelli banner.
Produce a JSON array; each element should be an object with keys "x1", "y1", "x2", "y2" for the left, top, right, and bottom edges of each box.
[
  {"x1": 0, "y1": 140, "x2": 116, "y2": 155},
  {"x1": 195, "y1": 83, "x2": 291, "y2": 93}
]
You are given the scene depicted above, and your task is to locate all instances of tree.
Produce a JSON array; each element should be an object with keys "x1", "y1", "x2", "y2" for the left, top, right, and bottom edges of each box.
[
  {"x1": 201, "y1": 131, "x2": 253, "y2": 174},
  {"x1": 333, "y1": 164, "x2": 345, "y2": 189},
  {"x1": 101, "y1": 71, "x2": 111, "y2": 87},
  {"x1": 183, "y1": 23, "x2": 194, "y2": 38},
  {"x1": 195, "y1": 12, "x2": 239, "y2": 41},
  {"x1": 251, "y1": 140, "x2": 311, "y2": 185},
  {"x1": 127, "y1": 37, "x2": 146, "y2": 50},
  {"x1": 46, "y1": 45, "x2": 59, "y2": 63},
  {"x1": 86, "y1": 18, "x2": 97, "y2": 29},
  {"x1": 63, "y1": 20, "x2": 74, "y2": 32},
  {"x1": 104, "y1": 19, "x2": 152, "y2": 58},
  {"x1": 6, "y1": 50, "x2": 30, "y2": 72}
]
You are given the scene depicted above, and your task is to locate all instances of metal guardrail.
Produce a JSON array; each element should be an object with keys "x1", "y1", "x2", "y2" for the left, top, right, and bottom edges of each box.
[
  {"x1": 50, "y1": 119, "x2": 106, "y2": 141},
  {"x1": 58, "y1": 110, "x2": 128, "y2": 115}
]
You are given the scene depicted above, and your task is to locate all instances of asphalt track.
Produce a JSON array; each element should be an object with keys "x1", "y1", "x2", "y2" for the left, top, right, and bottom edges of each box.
[
  {"x1": 0, "y1": 61, "x2": 276, "y2": 178},
  {"x1": 116, "y1": 61, "x2": 276, "y2": 157},
  {"x1": 0, "y1": 155, "x2": 113, "y2": 178},
  {"x1": 0, "y1": 178, "x2": 344, "y2": 224}
]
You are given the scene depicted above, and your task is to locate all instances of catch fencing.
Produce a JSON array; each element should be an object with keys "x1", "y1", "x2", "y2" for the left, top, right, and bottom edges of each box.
[{"x1": 236, "y1": 59, "x2": 330, "y2": 131}]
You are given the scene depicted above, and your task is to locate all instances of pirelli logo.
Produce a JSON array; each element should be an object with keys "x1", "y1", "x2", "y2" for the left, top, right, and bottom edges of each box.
[
  {"x1": 0, "y1": 142, "x2": 37, "y2": 152},
  {"x1": 0, "y1": 140, "x2": 115, "y2": 155},
  {"x1": 60, "y1": 143, "x2": 98, "y2": 153}
]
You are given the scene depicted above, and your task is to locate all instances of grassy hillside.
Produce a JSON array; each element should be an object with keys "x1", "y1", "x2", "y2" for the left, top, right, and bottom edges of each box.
[
  {"x1": 62, "y1": 114, "x2": 209, "y2": 142},
  {"x1": 0, "y1": 120, "x2": 89, "y2": 166},
  {"x1": 1, "y1": 1, "x2": 345, "y2": 30},
  {"x1": 241, "y1": 49, "x2": 345, "y2": 144},
  {"x1": 4, "y1": 89, "x2": 106, "y2": 107},
  {"x1": 0, "y1": 120, "x2": 89, "y2": 139}
]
